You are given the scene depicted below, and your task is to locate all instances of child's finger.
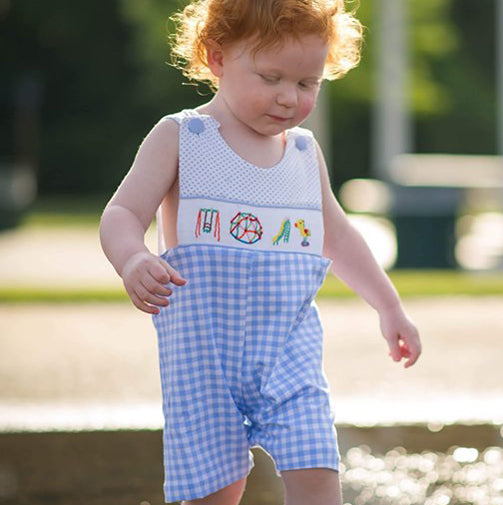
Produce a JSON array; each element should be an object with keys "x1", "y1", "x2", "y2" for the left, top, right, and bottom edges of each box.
[
  {"x1": 404, "y1": 348, "x2": 421, "y2": 368},
  {"x1": 135, "y1": 284, "x2": 170, "y2": 308},
  {"x1": 399, "y1": 341, "x2": 411, "y2": 357},
  {"x1": 157, "y1": 259, "x2": 188, "y2": 286},
  {"x1": 385, "y1": 335, "x2": 402, "y2": 362},
  {"x1": 142, "y1": 273, "x2": 173, "y2": 297},
  {"x1": 404, "y1": 338, "x2": 422, "y2": 367},
  {"x1": 130, "y1": 291, "x2": 161, "y2": 315}
]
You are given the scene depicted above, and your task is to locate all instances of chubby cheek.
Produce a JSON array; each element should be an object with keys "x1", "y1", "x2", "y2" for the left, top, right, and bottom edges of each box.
[
  {"x1": 245, "y1": 94, "x2": 268, "y2": 116},
  {"x1": 297, "y1": 94, "x2": 317, "y2": 122},
  {"x1": 246, "y1": 86, "x2": 271, "y2": 112},
  {"x1": 231, "y1": 84, "x2": 267, "y2": 119}
]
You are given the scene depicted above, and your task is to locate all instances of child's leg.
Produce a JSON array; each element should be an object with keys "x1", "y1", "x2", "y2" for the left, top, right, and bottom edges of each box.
[
  {"x1": 181, "y1": 476, "x2": 247, "y2": 505},
  {"x1": 281, "y1": 468, "x2": 342, "y2": 505}
]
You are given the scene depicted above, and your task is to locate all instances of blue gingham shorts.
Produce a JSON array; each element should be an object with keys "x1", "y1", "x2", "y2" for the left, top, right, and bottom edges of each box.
[{"x1": 152, "y1": 244, "x2": 340, "y2": 503}]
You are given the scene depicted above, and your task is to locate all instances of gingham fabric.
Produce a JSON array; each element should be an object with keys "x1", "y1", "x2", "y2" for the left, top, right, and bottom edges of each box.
[{"x1": 152, "y1": 110, "x2": 340, "y2": 502}]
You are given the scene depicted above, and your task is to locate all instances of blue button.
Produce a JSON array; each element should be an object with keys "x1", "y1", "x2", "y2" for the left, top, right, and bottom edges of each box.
[
  {"x1": 295, "y1": 136, "x2": 308, "y2": 151},
  {"x1": 188, "y1": 118, "x2": 205, "y2": 134}
]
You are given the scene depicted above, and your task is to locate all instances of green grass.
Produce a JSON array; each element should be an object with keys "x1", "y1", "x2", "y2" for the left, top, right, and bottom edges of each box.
[
  {"x1": 0, "y1": 288, "x2": 128, "y2": 304},
  {"x1": 1, "y1": 270, "x2": 502, "y2": 303},
  {"x1": 322, "y1": 270, "x2": 503, "y2": 298}
]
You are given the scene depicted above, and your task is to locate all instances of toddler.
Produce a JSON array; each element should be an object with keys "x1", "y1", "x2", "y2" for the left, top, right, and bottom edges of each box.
[{"x1": 100, "y1": 1, "x2": 422, "y2": 504}]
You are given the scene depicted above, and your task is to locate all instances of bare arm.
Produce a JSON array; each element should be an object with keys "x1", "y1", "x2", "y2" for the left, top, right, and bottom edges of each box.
[
  {"x1": 316, "y1": 141, "x2": 421, "y2": 367},
  {"x1": 99, "y1": 118, "x2": 187, "y2": 314}
]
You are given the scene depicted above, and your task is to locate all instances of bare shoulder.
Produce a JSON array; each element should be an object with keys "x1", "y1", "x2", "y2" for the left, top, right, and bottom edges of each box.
[
  {"x1": 136, "y1": 116, "x2": 180, "y2": 172},
  {"x1": 105, "y1": 117, "x2": 180, "y2": 228},
  {"x1": 143, "y1": 115, "x2": 180, "y2": 146}
]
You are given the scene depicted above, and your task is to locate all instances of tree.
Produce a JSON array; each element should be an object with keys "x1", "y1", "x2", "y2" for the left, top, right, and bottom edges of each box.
[{"x1": 0, "y1": 0, "x2": 496, "y2": 195}]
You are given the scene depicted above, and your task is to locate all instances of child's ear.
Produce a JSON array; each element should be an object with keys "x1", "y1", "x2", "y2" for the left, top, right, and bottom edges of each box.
[{"x1": 205, "y1": 39, "x2": 224, "y2": 78}]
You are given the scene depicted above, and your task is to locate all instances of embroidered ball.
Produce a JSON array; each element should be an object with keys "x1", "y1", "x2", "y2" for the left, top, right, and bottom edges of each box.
[{"x1": 230, "y1": 212, "x2": 263, "y2": 244}]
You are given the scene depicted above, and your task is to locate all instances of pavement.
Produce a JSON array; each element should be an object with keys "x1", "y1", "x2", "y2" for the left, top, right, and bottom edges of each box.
[{"x1": 1, "y1": 224, "x2": 503, "y2": 431}]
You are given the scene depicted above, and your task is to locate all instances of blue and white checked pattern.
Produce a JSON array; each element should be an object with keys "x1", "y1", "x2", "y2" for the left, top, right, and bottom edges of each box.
[
  {"x1": 153, "y1": 245, "x2": 339, "y2": 502},
  {"x1": 152, "y1": 108, "x2": 340, "y2": 502}
]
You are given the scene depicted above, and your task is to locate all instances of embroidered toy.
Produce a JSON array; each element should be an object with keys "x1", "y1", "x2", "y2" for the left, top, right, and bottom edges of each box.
[
  {"x1": 230, "y1": 212, "x2": 263, "y2": 244},
  {"x1": 273, "y1": 218, "x2": 291, "y2": 245},
  {"x1": 294, "y1": 219, "x2": 311, "y2": 247},
  {"x1": 195, "y1": 208, "x2": 221, "y2": 241}
]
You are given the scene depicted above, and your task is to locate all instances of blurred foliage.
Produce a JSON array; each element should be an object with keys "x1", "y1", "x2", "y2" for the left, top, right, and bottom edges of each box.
[
  {"x1": 415, "y1": 0, "x2": 497, "y2": 155},
  {"x1": 326, "y1": 0, "x2": 496, "y2": 183},
  {"x1": 0, "y1": 0, "x2": 498, "y2": 194}
]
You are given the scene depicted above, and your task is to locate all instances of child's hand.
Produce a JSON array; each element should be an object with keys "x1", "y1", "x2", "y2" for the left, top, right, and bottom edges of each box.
[
  {"x1": 379, "y1": 304, "x2": 422, "y2": 368},
  {"x1": 120, "y1": 251, "x2": 187, "y2": 315}
]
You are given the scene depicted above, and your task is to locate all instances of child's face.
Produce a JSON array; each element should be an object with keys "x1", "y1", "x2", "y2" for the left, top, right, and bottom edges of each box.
[{"x1": 216, "y1": 34, "x2": 329, "y2": 136}]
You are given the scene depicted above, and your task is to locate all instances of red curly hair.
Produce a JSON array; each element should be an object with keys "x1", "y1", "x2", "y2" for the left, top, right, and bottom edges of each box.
[{"x1": 170, "y1": 0, "x2": 364, "y2": 89}]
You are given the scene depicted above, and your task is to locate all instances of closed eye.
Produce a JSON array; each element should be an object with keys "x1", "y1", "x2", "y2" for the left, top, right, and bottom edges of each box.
[
  {"x1": 259, "y1": 74, "x2": 280, "y2": 84},
  {"x1": 299, "y1": 80, "x2": 321, "y2": 89}
]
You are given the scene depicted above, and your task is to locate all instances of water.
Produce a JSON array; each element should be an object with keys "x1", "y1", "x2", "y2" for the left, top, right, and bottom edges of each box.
[
  {"x1": 1, "y1": 427, "x2": 502, "y2": 504},
  {"x1": 340, "y1": 445, "x2": 503, "y2": 505}
]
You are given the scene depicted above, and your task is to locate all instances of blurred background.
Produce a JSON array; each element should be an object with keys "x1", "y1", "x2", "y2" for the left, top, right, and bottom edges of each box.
[
  {"x1": 2, "y1": 0, "x2": 503, "y2": 269},
  {"x1": 1, "y1": 0, "x2": 503, "y2": 504}
]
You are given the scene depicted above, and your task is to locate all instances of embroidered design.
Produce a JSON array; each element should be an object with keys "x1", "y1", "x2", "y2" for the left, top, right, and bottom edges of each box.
[
  {"x1": 273, "y1": 218, "x2": 291, "y2": 245},
  {"x1": 195, "y1": 208, "x2": 221, "y2": 241},
  {"x1": 294, "y1": 219, "x2": 311, "y2": 247},
  {"x1": 230, "y1": 212, "x2": 263, "y2": 244}
]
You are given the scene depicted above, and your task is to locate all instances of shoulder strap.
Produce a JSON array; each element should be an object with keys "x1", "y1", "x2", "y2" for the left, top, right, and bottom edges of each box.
[
  {"x1": 161, "y1": 109, "x2": 200, "y2": 125},
  {"x1": 155, "y1": 109, "x2": 197, "y2": 255},
  {"x1": 155, "y1": 109, "x2": 216, "y2": 254}
]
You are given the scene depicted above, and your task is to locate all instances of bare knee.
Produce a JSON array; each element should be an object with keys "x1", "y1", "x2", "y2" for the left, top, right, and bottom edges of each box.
[
  {"x1": 281, "y1": 468, "x2": 342, "y2": 505},
  {"x1": 181, "y1": 476, "x2": 247, "y2": 505}
]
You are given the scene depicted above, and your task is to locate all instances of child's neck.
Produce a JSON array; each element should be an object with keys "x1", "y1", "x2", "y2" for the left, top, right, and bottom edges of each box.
[{"x1": 196, "y1": 98, "x2": 287, "y2": 169}]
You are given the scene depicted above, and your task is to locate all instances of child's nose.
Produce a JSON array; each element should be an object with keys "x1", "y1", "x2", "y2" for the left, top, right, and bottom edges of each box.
[{"x1": 276, "y1": 84, "x2": 298, "y2": 108}]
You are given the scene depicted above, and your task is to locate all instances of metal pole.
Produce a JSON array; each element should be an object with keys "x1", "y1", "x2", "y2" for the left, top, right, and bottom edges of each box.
[
  {"x1": 371, "y1": 0, "x2": 413, "y2": 181},
  {"x1": 497, "y1": 0, "x2": 503, "y2": 157},
  {"x1": 497, "y1": 0, "x2": 503, "y2": 272}
]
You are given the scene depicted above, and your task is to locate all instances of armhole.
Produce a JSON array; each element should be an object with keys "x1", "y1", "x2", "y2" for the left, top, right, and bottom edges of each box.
[
  {"x1": 156, "y1": 207, "x2": 165, "y2": 256},
  {"x1": 160, "y1": 114, "x2": 182, "y2": 125},
  {"x1": 295, "y1": 127, "x2": 324, "y2": 211},
  {"x1": 311, "y1": 135, "x2": 327, "y2": 211},
  {"x1": 160, "y1": 108, "x2": 197, "y2": 125},
  {"x1": 154, "y1": 112, "x2": 185, "y2": 255}
]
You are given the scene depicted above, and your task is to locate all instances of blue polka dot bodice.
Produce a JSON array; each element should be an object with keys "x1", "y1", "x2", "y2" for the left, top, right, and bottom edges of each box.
[{"x1": 156, "y1": 109, "x2": 328, "y2": 258}]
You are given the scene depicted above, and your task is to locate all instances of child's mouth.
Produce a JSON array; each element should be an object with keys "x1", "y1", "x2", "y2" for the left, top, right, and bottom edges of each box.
[{"x1": 268, "y1": 114, "x2": 291, "y2": 122}]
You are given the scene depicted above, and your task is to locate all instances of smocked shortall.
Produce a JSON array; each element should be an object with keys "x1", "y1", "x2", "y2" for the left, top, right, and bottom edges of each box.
[{"x1": 152, "y1": 109, "x2": 340, "y2": 503}]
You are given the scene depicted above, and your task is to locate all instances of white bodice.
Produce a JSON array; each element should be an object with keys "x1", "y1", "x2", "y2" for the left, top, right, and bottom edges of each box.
[{"x1": 156, "y1": 109, "x2": 325, "y2": 257}]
